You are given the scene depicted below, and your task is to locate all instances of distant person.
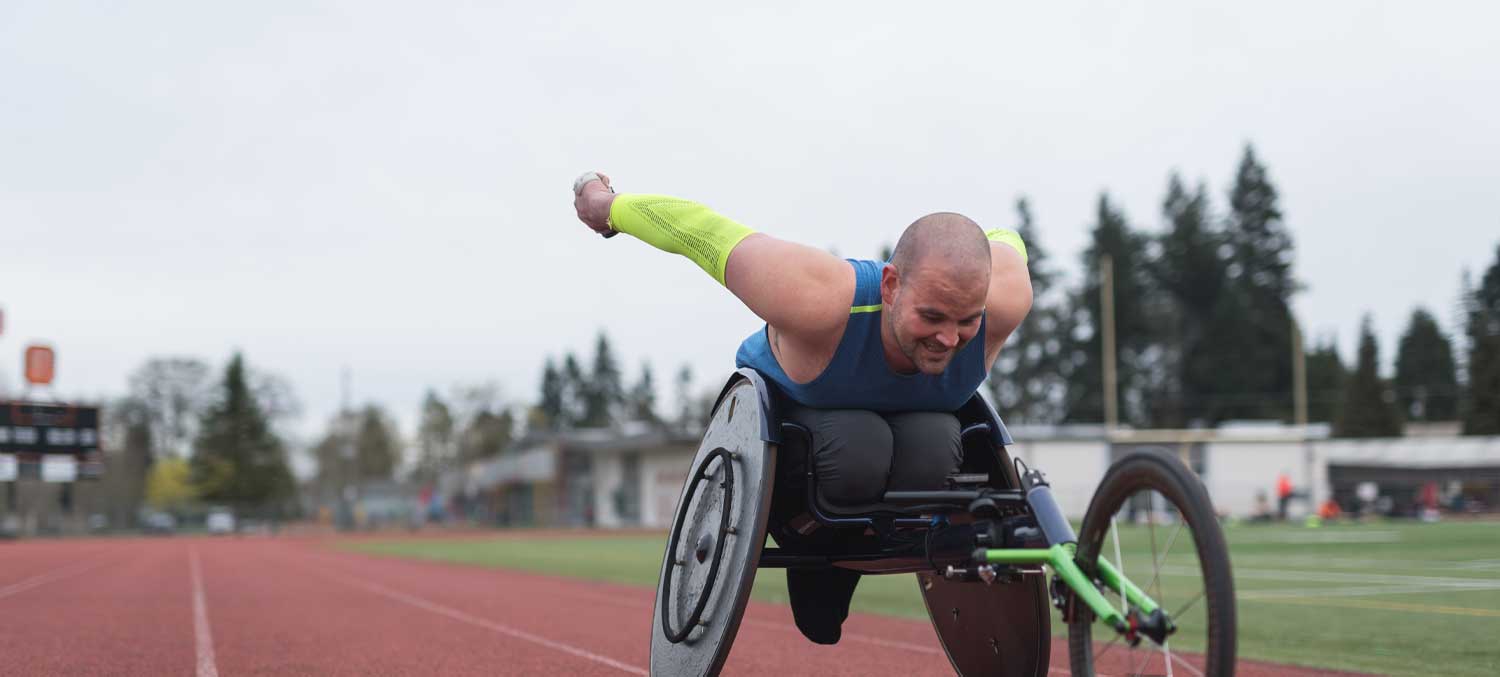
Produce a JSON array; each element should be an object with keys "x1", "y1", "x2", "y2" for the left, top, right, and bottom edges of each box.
[
  {"x1": 1318, "y1": 498, "x2": 1342, "y2": 521},
  {"x1": 1276, "y1": 470, "x2": 1293, "y2": 521},
  {"x1": 1251, "y1": 491, "x2": 1273, "y2": 523},
  {"x1": 1356, "y1": 481, "x2": 1379, "y2": 520},
  {"x1": 571, "y1": 172, "x2": 1031, "y2": 645},
  {"x1": 1419, "y1": 481, "x2": 1441, "y2": 522}
]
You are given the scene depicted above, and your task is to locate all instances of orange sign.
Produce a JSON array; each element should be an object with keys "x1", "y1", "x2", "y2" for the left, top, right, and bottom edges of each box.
[{"x1": 25, "y1": 345, "x2": 55, "y2": 385}]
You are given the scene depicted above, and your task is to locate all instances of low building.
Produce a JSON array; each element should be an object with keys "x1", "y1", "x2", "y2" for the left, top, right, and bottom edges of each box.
[
  {"x1": 447, "y1": 422, "x2": 700, "y2": 528},
  {"x1": 444, "y1": 417, "x2": 1500, "y2": 528}
]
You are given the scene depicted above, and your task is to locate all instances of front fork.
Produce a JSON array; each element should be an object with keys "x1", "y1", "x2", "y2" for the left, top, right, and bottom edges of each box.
[
  {"x1": 985, "y1": 544, "x2": 1172, "y2": 645},
  {"x1": 979, "y1": 466, "x2": 1175, "y2": 646}
]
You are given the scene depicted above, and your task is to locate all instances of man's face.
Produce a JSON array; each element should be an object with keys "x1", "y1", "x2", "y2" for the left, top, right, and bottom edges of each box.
[{"x1": 882, "y1": 264, "x2": 988, "y2": 375}]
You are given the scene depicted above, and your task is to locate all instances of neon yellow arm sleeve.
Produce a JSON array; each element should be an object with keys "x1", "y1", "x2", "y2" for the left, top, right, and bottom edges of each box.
[
  {"x1": 608, "y1": 194, "x2": 757, "y2": 285},
  {"x1": 984, "y1": 228, "x2": 1029, "y2": 264}
]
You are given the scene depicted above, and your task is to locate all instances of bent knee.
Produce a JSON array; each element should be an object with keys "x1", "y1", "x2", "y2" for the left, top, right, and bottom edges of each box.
[
  {"x1": 886, "y1": 411, "x2": 962, "y2": 491},
  {"x1": 813, "y1": 410, "x2": 892, "y2": 505}
]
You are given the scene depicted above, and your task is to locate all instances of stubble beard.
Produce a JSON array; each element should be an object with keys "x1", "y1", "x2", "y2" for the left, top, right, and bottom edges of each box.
[{"x1": 893, "y1": 316, "x2": 955, "y2": 375}]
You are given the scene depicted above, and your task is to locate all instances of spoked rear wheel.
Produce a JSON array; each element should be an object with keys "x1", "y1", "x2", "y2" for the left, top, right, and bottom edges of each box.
[{"x1": 1067, "y1": 450, "x2": 1236, "y2": 677}]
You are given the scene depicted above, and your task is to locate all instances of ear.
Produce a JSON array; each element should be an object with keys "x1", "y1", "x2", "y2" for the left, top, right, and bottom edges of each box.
[{"x1": 880, "y1": 263, "x2": 899, "y2": 306}]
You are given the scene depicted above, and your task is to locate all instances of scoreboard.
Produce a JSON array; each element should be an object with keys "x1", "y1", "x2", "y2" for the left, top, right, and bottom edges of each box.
[
  {"x1": 0, "y1": 401, "x2": 103, "y2": 482},
  {"x1": 0, "y1": 402, "x2": 100, "y2": 455}
]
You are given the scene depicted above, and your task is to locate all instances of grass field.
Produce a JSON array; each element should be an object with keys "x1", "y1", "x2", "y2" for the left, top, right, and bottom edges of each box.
[{"x1": 344, "y1": 520, "x2": 1500, "y2": 677}]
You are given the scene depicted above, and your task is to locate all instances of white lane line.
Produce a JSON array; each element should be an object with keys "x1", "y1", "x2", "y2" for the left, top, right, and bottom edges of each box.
[
  {"x1": 739, "y1": 616, "x2": 944, "y2": 655},
  {"x1": 1158, "y1": 564, "x2": 1499, "y2": 588},
  {"x1": 303, "y1": 548, "x2": 1034, "y2": 667},
  {"x1": 333, "y1": 567, "x2": 952, "y2": 664},
  {"x1": 190, "y1": 548, "x2": 220, "y2": 677},
  {"x1": 327, "y1": 574, "x2": 647, "y2": 675},
  {"x1": 544, "y1": 586, "x2": 949, "y2": 659},
  {"x1": 838, "y1": 631, "x2": 943, "y2": 655},
  {"x1": 1242, "y1": 580, "x2": 1500, "y2": 600},
  {"x1": 0, "y1": 558, "x2": 111, "y2": 601}
]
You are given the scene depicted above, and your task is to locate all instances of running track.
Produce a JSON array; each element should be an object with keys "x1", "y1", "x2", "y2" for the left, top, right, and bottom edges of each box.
[{"x1": 0, "y1": 536, "x2": 1370, "y2": 676}]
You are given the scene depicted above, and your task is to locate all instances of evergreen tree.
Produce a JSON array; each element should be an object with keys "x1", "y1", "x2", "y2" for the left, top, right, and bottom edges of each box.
[
  {"x1": 310, "y1": 416, "x2": 354, "y2": 494},
  {"x1": 414, "y1": 390, "x2": 454, "y2": 481},
  {"x1": 582, "y1": 332, "x2": 624, "y2": 427},
  {"x1": 1453, "y1": 271, "x2": 1475, "y2": 396},
  {"x1": 355, "y1": 405, "x2": 400, "y2": 480},
  {"x1": 1335, "y1": 317, "x2": 1402, "y2": 438},
  {"x1": 675, "y1": 365, "x2": 696, "y2": 431},
  {"x1": 1394, "y1": 308, "x2": 1459, "y2": 421},
  {"x1": 560, "y1": 353, "x2": 587, "y2": 429},
  {"x1": 1305, "y1": 338, "x2": 1346, "y2": 424},
  {"x1": 190, "y1": 354, "x2": 294, "y2": 506},
  {"x1": 1149, "y1": 175, "x2": 1226, "y2": 426},
  {"x1": 537, "y1": 359, "x2": 565, "y2": 430},
  {"x1": 627, "y1": 362, "x2": 659, "y2": 423},
  {"x1": 1064, "y1": 194, "x2": 1156, "y2": 424},
  {"x1": 990, "y1": 197, "x2": 1070, "y2": 423},
  {"x1": 456, "y1": 382, "x2": 513, "y2": 462},
  {"x1": 1464, "y1": 244, "x2": 1500, "y2": 434},
  {"x1": 1227, "y1": 145, "x2": 1296, "y2": 302},
  {"x1": 1220, "y1": 144, "x2": 1297, "y2": 421}
]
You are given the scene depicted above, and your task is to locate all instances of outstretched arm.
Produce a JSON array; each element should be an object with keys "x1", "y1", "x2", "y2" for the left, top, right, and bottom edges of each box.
[{"x1": 573, "y1": 173, "x2": 851, "y2": 338}]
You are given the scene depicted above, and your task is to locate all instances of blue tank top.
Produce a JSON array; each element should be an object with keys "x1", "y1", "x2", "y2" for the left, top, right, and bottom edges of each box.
[{"x1": 735, "y1": 258, "x2": 988, "y2": 412}]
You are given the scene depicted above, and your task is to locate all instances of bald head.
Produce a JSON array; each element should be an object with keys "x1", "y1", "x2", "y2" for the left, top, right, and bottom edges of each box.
[
  {"x1": 889, "y1": 212, "x2": 991, "y2": 285},
  {"x1": 880, "y1": 212, "x2": 992, "y2": 375}
]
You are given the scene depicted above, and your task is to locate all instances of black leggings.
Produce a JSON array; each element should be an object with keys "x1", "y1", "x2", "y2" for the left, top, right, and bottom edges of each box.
[
  {"x1": 776, "y1": 404, "x2": 962, "y2": 644},
  {"x1": 783, "y1": 403, "x2": 963, "y2": 506}
]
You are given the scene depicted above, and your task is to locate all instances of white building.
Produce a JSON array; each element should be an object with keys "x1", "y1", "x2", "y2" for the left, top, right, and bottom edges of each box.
[{"x1": 448, "y1": 419, "x2": 1500, "y2": 527}]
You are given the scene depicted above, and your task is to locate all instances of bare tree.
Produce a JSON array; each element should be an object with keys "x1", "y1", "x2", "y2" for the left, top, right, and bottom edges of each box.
[{"x1": 127, "y1": 357, "x2": 212, "y2": 460}]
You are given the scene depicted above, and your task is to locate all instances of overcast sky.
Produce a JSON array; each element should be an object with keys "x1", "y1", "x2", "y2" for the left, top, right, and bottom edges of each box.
[{"x1": 2, "y1": 1, "x2": 1497, "y2": 453}]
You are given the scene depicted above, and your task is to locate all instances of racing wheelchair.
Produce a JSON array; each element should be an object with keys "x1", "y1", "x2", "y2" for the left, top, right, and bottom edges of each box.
[{"x1": 652, "y1": 369, "x2": 1237, "y2": 676}]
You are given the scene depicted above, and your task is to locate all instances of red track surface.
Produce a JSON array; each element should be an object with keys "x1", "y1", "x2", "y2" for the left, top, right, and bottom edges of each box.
[{"x1": 0, "y1": 536, "x2": 1373, "y2": 676}]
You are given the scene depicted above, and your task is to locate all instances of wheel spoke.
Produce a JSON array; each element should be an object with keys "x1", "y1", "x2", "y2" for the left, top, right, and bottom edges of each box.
[
  {"x1": 1171, "y1": 589, "x2": 1206, "y2": 619},
  {"x1": 1168, "y1": 649, "x2": 1205, "y2": 677},
  {"x1": 1093, "y1": 631, "x2": 1126, "y2": 665},
  {"x1": 1162, "y1": 639, "x2": 1174, "y2": 677},
  {"x1": 1142, "y1": 520, "x2": 1184, "y2": 604},
  {"x1": 1129, "y1": 644, "x2": 1153, "y2": 676},
  {"x1": 1147, "y1": 495, "x2": 1160, "y2": 600}
]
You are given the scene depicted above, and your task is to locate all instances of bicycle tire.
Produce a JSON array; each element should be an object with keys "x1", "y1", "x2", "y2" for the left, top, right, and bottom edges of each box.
[{"x1": 1067, "y1": 450, "x2": 1237, "y2": 676}]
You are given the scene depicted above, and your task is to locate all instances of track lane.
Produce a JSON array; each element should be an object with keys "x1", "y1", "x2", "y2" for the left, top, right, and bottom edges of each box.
[
  {"x1": 0, "y1": 539, "x2": 192, "y2": 676},
  {"x1": 0, "y1": 536, "x2": 1379, "y2": 675},
  {"x1": 276, "y1": 539, "x2": 950, "y2": 676},
  {"x1": 0, "y1": 539, "x2": 114, "y2": 587},
  {"x1": 198, "y1": 537, "x2": 645, "y2": 676},
  {"x1": 283, "y1": 538, "x2": 1372, "y2": 677}
]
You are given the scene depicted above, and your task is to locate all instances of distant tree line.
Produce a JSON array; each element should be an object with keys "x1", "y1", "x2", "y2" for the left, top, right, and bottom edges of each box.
[
  {"x1": 398, "y1": 331, "x2": 702, "y2": 489},
  {"x1": 104, "y1": 352, "x2": 299, "y2": 525},
  {"x1": 532, "y1": 331, "x2": 703, "y2": 432},
  {"x1": 983, "y1": 143, "x2": 1500, "y2": 437}
]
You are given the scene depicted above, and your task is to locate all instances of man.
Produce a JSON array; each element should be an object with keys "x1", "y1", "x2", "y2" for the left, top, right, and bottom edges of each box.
[
  {"x1": 571, "y1": 171, "x2": 1032, "y2": 644},
  {"x1": 1277, "y1": 470, "x2": 1293, "y2": 521}
]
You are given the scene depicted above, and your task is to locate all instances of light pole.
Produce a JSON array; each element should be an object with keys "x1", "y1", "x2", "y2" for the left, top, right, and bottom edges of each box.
[{"x1": 1101, "y1": 254, "x2": 1119, "y2": 432}]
